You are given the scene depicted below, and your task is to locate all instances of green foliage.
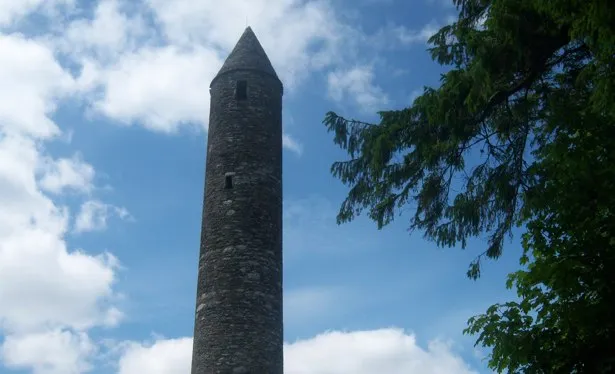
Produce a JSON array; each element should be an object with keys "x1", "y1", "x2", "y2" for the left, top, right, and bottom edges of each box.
[
  {"x1": 323, "y1": 0, "x2": 614, "y2": 278},
  {"x1": 323, "y1": 0, "x2": 614, "y2": 371},
  {"x1": 465, "y1": 118, "x2": 615, "y2": 372}
]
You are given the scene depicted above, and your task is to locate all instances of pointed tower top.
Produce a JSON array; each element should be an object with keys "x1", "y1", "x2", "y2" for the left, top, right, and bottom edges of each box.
[{"x1": 211, "y1": 26, "x2": 280, "y2": 86}]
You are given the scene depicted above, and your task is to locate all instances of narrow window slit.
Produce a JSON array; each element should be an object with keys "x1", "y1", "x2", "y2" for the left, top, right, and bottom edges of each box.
[
  {"x1": 224, "y1": 172, "x2": 235, "y2": 189},
  {"x1": 236, "y1": 80, "x2": 247, "y2": 100}
]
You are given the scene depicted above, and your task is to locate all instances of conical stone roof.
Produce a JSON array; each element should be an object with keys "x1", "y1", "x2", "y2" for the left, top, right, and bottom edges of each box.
[{"x1": 211, "y1": 26, "x2": 280, "y2": 86}]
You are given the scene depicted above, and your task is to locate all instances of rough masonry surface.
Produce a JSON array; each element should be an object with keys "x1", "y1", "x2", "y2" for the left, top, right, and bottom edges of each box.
[{"x1": 191, "y1": 27, "x2": 284, "y2": 374}]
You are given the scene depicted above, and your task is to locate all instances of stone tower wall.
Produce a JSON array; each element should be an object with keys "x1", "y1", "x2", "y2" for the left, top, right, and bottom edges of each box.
[{"x1": 191, "y1": 68, "x2": 283, "y2": 374}]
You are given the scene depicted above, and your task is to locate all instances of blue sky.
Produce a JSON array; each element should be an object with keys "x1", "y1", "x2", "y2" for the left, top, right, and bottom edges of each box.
[{"x1": 0, "y1": 0, "x2": 522, "y2": 373}]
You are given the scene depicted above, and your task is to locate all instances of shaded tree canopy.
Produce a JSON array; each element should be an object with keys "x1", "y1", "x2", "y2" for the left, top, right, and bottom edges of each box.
[
  {"x1": 323, "y1": 0, "x2": 614, "y2": 371},
  {"x1": 323, "y1": 0, "x2": 614, "y2": 278},
  {"x1": 464, "y1": 113, "x2": 615, "y2": 372}
]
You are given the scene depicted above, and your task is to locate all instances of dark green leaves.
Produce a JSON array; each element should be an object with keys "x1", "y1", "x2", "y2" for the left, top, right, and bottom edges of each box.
[
  {"x1": 323, "y1": 0, "x2": 613, "y2": 278},
  {"x1": 324, "y1": 0, "x2": 615, "y2": 371},
  {"x1": 465, "y1": 116, "x2": 615, "y2": 372}
]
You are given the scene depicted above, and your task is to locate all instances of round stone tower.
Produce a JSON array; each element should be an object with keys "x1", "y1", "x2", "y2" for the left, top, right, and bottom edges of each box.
[{"x1": 191, "y1": 27, "x2": 284, "y2": 374}]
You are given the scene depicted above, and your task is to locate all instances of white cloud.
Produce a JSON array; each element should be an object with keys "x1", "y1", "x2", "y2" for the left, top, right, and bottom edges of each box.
[
  {"x1": 285, "y1": 329, "x2": 477, "y2": 374},
  {"x1": 475, "y1": 11, "x2": 488, "y2": 30},
  {"x1": 57, "y1": 0, "x2": 359, "y2": 144},
  {"x1": 283, "y1": 133, "x2": 304, "y2": 156},
  {"x1": 327, "y1": 65, "x2": 389, "y2": 112},
  {"x1": 394, "y1": 21, "x2": 441, "y2": 44},
  {"x1": 0, "y1": 161, "x2": 122, "y2": 332},
  {"x1": 118, "y1": 338, "x2": 192, "y2": 374},
  {"x1": 0, "y1": 33, "x2": 74, "y2": 139},
  {"x1": 74, "y1": 200, "x2": 131, "y2": 233},
  {"x1": 51, "y1": 0, "x2": 445, "y2": 149},
  {"x1": 387, "y1": 15, "x2": 457, "y2": 46},
  {"x1": 1, "y1": 329, "x2": 96, "y2": 374},
  {"x1": 426, "y1": 0, "x2": 456, "y2": 9},
  {"x1": 115, "y1": 329, "x2": 477, "y2": 374},
  {"x1": 61, "y1": 0, "x2": 149, "y2": 62},
  {"x1": 0, "y1": 30, "x2": 122, "y2": 374},
  {"x1": 0, "y1": 0, "x2": 73, "y2": 27},
  {"x1": 39, "y1": 153, "x2": 96, "y2": 194},
  {"x1": 0, "y1": 135, "x2": 122, "y2": 372},
  {"x1": 142, "y1": 0, "x2": 349, "y2": 88},
  {"x1": 88, "y1": 46, "x2": 221, "y2": 132},
  {"x1": 0, "y1": 2, "x2": 471, "y2": 373}
]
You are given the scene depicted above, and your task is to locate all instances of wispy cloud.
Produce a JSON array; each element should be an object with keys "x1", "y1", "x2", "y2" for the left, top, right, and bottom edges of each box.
[
  {"x1": 283, "y1": 133, "x2": 304, "y2": 156},
  {"x1": 394, "y1": 20, "x2": 442, "y2": 44},
  {"x1": 38, "y1": 153, "x2": 96, "y2": 195},
  {"x1": 327, "y1": 65, "x2": 389, "y2": 112},
  {"x1": 74, "y1": 200, "x2": 132, "y2": 233}
]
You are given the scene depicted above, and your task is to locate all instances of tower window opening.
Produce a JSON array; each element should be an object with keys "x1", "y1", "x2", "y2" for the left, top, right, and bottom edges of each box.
[
  {"x1": 224, "y1": 173, "x2": 235, "y2": 189},
  {"x1": 236, "y1": 80, "x2": 247, "y2": 100}
]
